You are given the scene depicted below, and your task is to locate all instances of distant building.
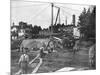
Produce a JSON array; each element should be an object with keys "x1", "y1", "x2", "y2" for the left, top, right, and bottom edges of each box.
[
  {"x1": 11, "y1": 22, "x2": 33, "y2": 40},
  {"x1": 11, "y1": 23, "x2": 19, "y2": 40},
  {"x1": 58, "y1": 24, "x2": 81, "y2": 39},
  {"x1": 73, "y1": 27, "x2": 80, "y2": 39},
  {"x1": 18, "y1": 29, "x2": 25, "y2": 37}
]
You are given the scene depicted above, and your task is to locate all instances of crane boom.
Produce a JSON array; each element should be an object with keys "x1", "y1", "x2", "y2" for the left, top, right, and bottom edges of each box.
[{"x1": 54, "y1": 7, "x2": 60, "y2": 25}]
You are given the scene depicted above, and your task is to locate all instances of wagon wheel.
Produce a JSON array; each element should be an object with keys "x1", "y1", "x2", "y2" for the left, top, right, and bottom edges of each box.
[
  {"x1": 46, "y1": 40, "x2": 55, "y2": 53},
  {"x1": 62, "y1": 39, "x2": 69, "y2": 48}
]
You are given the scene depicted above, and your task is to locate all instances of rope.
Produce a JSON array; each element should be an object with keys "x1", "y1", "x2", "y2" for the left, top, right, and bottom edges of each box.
[
  {"x1": 29, "y1": 53, "x2": 40, "y2": 64},
  {"x1": 11, "y1": 0, "x2": 91, "y2": 6},
  {"x1": 55, "y1": 5, "x2": 81, "y2": 12},
  {"x1": 28, "y1": 4, "x2": 50, "y2": 22},
  {"x1": 32, "y1": 58, "x2": 43, "y2": 73},
  {"x1": 29, "y1": 53, "x2": 43, "y2": 73},
  {"x1": 60, "y1": 7, "x2": 72, "y2": 16},
  {"x1": 11, "y1": 4, "x2": 48, "y2": 8}
]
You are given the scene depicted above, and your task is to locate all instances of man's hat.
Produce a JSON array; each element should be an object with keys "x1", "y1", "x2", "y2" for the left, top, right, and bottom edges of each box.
[
  {"x1": 40, "y1": 47, "x2": 44, "y2": 50},
  {"x1": 24, "y1": 48, "x2": 28, "y2": 52}
]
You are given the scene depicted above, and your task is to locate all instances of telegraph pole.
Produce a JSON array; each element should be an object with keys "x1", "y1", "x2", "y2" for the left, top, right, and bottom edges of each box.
[
  {"x1": 51, "y1": 3, "x2": 54, "y2": 33},
  {"x1": 54, "y1": 7, "x2": 60, "y2": 25},
  {"x1": 59, "y1": 9, "x2": 61, "y2": 24}
]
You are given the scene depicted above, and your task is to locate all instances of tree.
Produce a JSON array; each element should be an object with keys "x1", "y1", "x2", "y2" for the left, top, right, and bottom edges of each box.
[
  {"x1": 19, "y1": 21, "x2": 27, "y2": 29},
  {"x1": 89, "y1": 6, "x2": 96, "y2": 38},
  {"x1": 78, "y1": 6, "x2": 96, "y2": 40},
  {"x1": 32, "y1": 25, "x2": 42, "y2": 34}
]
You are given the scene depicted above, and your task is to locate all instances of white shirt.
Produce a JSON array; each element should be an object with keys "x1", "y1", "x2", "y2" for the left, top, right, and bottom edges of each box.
[{"x1": 19, "y1": 54, "x2": 29, "y2": 64}]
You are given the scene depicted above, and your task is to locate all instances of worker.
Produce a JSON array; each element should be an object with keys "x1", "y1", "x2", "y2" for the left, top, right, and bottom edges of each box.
[
  {"x1": 39, "y1": 47, "x2": 47, "y2": 58},
  {"x1": 18, "y1": 48, "x2": 29, "y2": 74}
]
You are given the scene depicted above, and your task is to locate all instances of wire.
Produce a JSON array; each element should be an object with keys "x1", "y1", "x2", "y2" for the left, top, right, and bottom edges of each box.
[
  {"x1": 60, "y1": 8, "x2": 72, "y2": 16},
  {"x1": 55, "y1": 5, "x2": 81, "y2": 12},
  {"x1": 28, "y1": 4, "x2": 50, "y2": 22},
  {"x1": 56, "y1": 5, "x2": 81, "y2": 15},
  {"x1": 11, "y1": 4, "x2": 48, "y2": 8},
  {"x1": 53, "y1": 5, "x2": 79, "y2": 17},
  {"x1": 54, "y1": 2, "x2": 91, "y2": 6},
  {"x1": 11, "y1": 0, "x2": 93, "y2": 6},
  {"x1": 11, "y1": 0, "x2": 50, "y2": 4},
  {"x1": 11, "y1": 0, "x2": 89, "y2": 12}
]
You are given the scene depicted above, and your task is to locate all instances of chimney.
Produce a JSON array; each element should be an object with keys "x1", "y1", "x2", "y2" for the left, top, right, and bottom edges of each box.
[
  {"x1": 65, "y1": 16, "x2": 67, "y2": 25},
  {"x1": 72, "y1": 14, "x2": 75, "y2": 26},
  {"x1": 13, "y1": 22, "x2": 15, "y2": 26}
]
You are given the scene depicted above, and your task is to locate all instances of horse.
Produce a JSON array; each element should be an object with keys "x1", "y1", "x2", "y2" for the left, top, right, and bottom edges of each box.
[
  {"x1": 88, "y1": 44, "x2": 96, "y2": 69},
  {"x1": 73, "y1": 40, "x2": 80, "y2": 54},
  {"x1": 20, "y1": 39, "x2": 43, "y2": 52}
]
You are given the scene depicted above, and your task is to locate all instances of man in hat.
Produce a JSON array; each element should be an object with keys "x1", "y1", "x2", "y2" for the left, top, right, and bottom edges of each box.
[
  {"x1": 39, "y1": 47, "x2": 48, "y2": 58},
  {"x1": 18, "y1": 48, "x2": 29, "y2": 74}
]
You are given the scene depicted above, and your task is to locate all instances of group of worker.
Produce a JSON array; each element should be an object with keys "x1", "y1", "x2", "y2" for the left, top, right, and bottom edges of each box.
[
  {"x1": 15, "y1": 40, "x2": 96, "y2": 74},
  {"x1": 15, "y1": 45, "x2": 54, "y2": 74}
]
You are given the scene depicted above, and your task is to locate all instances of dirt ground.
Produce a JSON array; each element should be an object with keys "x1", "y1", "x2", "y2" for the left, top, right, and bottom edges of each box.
[
  {"x1": 11, "y1": 48, "x2": 91, "y2": 74},
  {"x1": 11, "y1": 39, "x2": 95, "y2": 74}
]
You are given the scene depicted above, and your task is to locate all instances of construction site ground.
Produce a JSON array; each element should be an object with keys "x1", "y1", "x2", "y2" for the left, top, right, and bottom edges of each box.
[{"x1": 11, "y1": 39, "x2": 93, "y2": 74}]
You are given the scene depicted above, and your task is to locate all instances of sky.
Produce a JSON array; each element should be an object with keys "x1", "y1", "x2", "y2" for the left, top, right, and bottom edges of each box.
[{"x1": 11, "y1": 0, "x2": 90, "y2": 28}]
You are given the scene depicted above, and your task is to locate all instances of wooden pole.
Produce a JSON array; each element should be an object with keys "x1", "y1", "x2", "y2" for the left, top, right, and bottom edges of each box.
[
  {"x1": 29, "y1": 54, "x2": 40, "y2": 64},
  {"x1": 32, "y1": 58, "x2": 43, "y2": 73},
  {"x1": 51, "y1": 3, "x2": 54, "y2": 33},
  {"x1": 55, "y1": 8, "x2": 60, "y2": 25},
  {"x1": 59, "y1": 8, "x2": 61, "y2": 24}
]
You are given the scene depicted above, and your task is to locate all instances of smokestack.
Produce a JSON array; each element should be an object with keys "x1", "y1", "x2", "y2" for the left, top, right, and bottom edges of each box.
[
  {"x1": 65, "y1": 16, "x2": 67, "y2": 25},
  {"x1": 13, "y1": 22, "x2": 15, "y2": 26},
  {"x1": 72, "y1": 14, "x2": 75, "y2": 26}
]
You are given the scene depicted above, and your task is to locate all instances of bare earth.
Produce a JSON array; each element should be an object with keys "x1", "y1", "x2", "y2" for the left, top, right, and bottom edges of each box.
[{"x1": 11, "y1": 39, "x2": 92, "y2": 74}]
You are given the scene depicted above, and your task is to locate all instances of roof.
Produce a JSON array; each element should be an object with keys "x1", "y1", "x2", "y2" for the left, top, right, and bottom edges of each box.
[{"x1": 11, "y1": 25, "x2": 19, "y2": 29}]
